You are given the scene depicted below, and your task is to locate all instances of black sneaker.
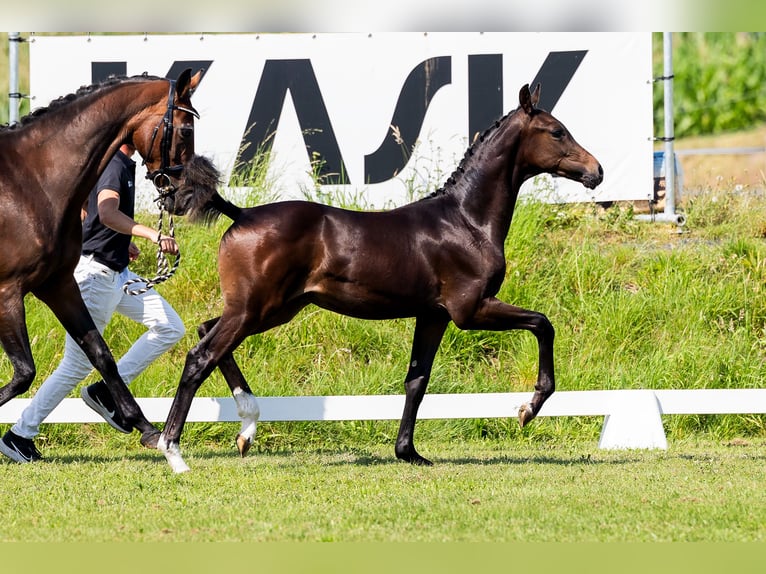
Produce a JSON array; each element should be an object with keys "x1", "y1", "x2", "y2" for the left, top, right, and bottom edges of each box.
[
  {"x1": 0, "y1": 430, "x2": 43, "y2": 463},
  {"x1": 81, "y1": 380, "x2": 132, "y2": 434}
]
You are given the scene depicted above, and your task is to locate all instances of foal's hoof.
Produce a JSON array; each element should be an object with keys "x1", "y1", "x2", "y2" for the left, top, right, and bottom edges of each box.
[
  {"x1": 410, "y1": 455, "x2": 434, "y2": 467},
  {"x1": 140, "y1": 429, "x2": 161, "y2": 449},
  {"x1": 518, "y1": 403, "x2": 536, "y2": 428},
  {"x1": 236, "y1": 433, "x2": 252, "y2": 458},
  {"x1": 396, "y1": 448, "x2": 433, "y2": 466}
]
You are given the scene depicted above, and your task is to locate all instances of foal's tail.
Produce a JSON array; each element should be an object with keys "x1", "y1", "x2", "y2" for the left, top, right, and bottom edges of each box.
[{"x1": 209, "y1": 191, "x2": 242, "y2": 222}]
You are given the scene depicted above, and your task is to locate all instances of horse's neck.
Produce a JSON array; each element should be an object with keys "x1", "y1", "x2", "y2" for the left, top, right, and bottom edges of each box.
[
  {"x1": 450, "y1": 120, "x2": 523, "y2": 245},
  {"x1": 28, "y1": 85, "x2": 151, "y2": 209}
]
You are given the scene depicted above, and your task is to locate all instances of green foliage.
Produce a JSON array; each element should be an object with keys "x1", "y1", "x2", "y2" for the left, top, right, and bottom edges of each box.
[{"x1": 654, "y1": 32, "x2": 766, "y2": 137}]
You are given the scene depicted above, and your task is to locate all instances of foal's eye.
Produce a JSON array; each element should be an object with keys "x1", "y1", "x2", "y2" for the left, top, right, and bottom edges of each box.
[{"x1": 551, "y1": 128, "x2": 565, "y2": 139}]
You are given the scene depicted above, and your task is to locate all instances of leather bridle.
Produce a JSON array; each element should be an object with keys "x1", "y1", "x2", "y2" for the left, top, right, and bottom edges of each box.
[
  {"x1": 143, "y1": 78, "x2": 199, "y2": 198},
  {"x1": 124, "y1": 78, "x2": 198, "y2": 296}
]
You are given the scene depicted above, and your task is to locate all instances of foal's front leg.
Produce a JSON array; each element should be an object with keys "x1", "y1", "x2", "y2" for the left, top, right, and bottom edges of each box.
[
  {"x1": 395, "y1": 314, "x2": 449, "y2": 466},
  {"x1": 455, "y1": 297, "x2": 555, "y2": 427}
]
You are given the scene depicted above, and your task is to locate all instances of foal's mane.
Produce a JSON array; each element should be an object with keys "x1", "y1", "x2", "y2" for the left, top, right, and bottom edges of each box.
[
  {"x1": 422, "y1": 108, "x2": 519, "y2": 201},
  {"x1": 0, "y1": 73, "x2": 165, "y2": 133}
]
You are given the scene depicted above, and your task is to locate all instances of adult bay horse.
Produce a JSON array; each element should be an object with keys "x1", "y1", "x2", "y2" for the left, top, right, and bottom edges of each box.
[
  {"x1": 0, "y1": 70, "x2": 206, "y2": 447},
  {"x1": 158, "y1": 84, "x2": 603, "y2": 472}
]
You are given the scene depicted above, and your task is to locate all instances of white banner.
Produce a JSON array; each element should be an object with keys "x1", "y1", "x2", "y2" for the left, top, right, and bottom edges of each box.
[{"x1": 30, "y1": 33, "x2": 653, "y2": 209}]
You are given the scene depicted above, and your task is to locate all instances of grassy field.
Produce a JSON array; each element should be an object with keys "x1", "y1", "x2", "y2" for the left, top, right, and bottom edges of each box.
[
  {"x1": 0, "y1": 438, "x2": 764, "y2": 542},
  {"x1": 2, "y1": 184, "x2": 766, "y2": 545}
]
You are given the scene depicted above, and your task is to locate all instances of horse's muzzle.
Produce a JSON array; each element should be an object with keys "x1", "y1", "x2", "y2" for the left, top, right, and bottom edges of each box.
[{"x1": 582, "y1": 164, "x2": 604, "y2": 189}]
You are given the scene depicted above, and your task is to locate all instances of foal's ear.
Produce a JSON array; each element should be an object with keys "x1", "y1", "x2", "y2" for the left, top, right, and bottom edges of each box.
[
  {"x1": 519, "y1": 83, "x2": 542, "y2": 114},
  {"x1": 530, "y1": 83, "x2": 541, "y2": 107}
]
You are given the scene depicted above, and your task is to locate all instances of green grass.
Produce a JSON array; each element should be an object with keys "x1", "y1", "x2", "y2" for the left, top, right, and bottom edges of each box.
[{"x1": 0, "y1": 438, "x2": 764, "y2": 542}]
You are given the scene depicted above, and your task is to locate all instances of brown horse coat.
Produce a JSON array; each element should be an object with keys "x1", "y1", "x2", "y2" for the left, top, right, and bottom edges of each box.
[{"x1": 0, "y1": 70, "x2": 202, "y2": 445}]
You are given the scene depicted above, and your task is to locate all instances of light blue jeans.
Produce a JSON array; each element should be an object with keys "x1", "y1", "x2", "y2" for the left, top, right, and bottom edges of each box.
[{"x1": 13, "y1": 254, "x2": 185, "y2": 438}]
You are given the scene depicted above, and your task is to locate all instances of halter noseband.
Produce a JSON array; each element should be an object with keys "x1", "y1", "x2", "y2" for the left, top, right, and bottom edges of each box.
[{"x1": 143, "y1": 78, "x2": 199, "y2": 197}]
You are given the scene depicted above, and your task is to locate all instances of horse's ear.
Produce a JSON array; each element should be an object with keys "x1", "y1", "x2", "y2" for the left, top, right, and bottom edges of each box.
[
  {"x1": 189, "y1": 70, "x2": 203, "y2": 94},
  {"x1": 519, "y1": 84, "x2": 533, "y2": 114},
  {"x1": 530, "y1": 83, "x2": 541, "y2": 108},
  {"x1": 519, "y1": 83, "x2": 542, "y2": 114},
  {"x1": 175, "y1": 68, "x2": 204, "y2": 99}
]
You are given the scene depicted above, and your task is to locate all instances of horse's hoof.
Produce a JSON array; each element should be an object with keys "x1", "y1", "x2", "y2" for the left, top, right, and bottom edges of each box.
[
  {"x1": 518, "y1": 403, "x2": 535, "y2": 428},
  {"x1": 140, "y1": 429, "x2": 161, "y2": 449},
  {"x1": 396, "y1": 448, "x2": 433, "y2": 466},
  {"x1": 157, "y1": 434, "x2": 191, "y2": 474},
  {"x1": 236, "y1": 433, "x2": 252, "y2": 458}
]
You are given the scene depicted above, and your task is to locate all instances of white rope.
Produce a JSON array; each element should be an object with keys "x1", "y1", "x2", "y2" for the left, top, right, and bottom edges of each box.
[{"x1": 122, "y1": 209, "x2": 180, "y2": 296}]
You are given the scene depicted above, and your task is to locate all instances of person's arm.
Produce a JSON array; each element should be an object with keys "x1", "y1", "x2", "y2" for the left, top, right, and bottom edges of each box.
[{"x1": 96, "y1": 189, "x2": 178, "y2": 255}]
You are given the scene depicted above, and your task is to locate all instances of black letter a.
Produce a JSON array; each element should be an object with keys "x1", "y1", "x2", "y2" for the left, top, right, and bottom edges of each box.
[{"x1": 234, "y1": 59, "x2": 349, "y2": 185}]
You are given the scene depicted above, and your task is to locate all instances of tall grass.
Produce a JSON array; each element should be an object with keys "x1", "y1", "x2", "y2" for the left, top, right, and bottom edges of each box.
[{"x1": 2, "y1": 178, "x2": 766, "y2": 452}]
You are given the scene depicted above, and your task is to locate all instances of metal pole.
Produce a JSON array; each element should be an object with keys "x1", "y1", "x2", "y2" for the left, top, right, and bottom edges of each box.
[
  {"x1": 662, "y1": 31, "x2": 677, "y2": 220},
  {"x1": 636, "y1": 32, "x2": 685, "y2": 225},
  {"x1": 8, "y1": 32, "x2": 21, "y2": 124}
]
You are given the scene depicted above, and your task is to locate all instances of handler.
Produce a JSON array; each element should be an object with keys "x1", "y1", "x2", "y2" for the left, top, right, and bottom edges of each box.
[{"x1": 0, "y1": 143, "x2": 185, "y2": 463}]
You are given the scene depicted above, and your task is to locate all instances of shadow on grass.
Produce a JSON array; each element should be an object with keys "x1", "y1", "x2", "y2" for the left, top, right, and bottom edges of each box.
[{"x1": 23, "y1": 438, "x2": 765, "y2": 468}]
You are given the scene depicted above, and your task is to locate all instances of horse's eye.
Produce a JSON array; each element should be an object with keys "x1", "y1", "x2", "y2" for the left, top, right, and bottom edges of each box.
[
  {"x1": 551, "y1": 128, "x2": 564, "y2": 139},
  {"x1": 180, "y1": 126, "x2": 193, "y2": 139}
]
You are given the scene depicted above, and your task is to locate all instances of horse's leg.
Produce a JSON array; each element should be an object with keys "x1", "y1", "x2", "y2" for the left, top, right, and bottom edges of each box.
[
  {"x1": 159, "y1": 312, "x2": 252, "y2": 473},
  {"x1": 0, "y1": 290, "x2": 37, "y2": 406},
  {"x1": 33, "y1": 277, "x2": 159, "y2": 444},
  {"x1": 395, "y1": 313, "x2": 450, "y2": 466},
  {"x1": 455, "y1": 297, "x2": 555, "y2": 427},
  {"x1": 197, "y1": 317, "x2": 260, "y2": 457}
]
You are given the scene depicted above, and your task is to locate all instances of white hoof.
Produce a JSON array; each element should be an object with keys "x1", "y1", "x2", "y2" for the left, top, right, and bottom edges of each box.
[
  {"x1": 157, "y1": 434, "x2": 191, "y2": 474},
  {"x1": 518, "y1": 403, "x2": 535, "y2": 428},
  {"x1": 234, "y1": 389, "x2": 260, "y2": 456}
]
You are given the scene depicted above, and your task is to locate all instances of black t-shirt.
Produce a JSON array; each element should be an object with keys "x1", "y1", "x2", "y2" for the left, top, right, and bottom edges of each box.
[{"x1": 81, "y1": 150, "x2": 136, "y2": 272}]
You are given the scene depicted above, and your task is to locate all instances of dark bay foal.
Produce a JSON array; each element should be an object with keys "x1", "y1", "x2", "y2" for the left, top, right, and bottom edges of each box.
[{"x1": 158, "y1": 84, "x2": 603, "y2": 472}]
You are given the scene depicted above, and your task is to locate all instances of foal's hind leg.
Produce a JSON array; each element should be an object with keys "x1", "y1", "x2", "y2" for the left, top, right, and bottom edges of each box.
[
  {"x1": 0, "y1": 291, "x2": 37, "y2": 406},
  {"x1": 455, "y1": 297, "x2": 555, "y2": 427},
  {"x1": 160, "y1": 311, "x2": 256, "y2": 472},
  {"x1": 197, "y1": 318, "x2": 260, "y2": 457},
  {"x1": 395, "y1": 313, "x2": 450, "y2": 466}
]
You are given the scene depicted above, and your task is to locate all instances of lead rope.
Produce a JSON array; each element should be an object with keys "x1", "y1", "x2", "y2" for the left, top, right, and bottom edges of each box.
[{"x1": 122, "y1": 205, "x2": 181, "y2": 296}]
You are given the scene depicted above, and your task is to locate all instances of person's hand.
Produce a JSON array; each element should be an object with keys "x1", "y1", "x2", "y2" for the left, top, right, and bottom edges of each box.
[
  {"x1": 128, "y1": 242, "x2": 140, "y2": 262},
  {"x1": 157, "y1": 234, "x2": 179, "y2": 255}
]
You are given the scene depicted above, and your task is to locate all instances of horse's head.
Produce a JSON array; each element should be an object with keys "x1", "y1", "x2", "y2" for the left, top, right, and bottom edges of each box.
[
  {"x1": 515, "y1": 83, "x2": 603, "y2": 190},
  {"x1": 133, "y1": 68, "x2": 202, "y2": 198},
  {"x1": 160, "y1": 154, "x2": 223, "y2": 224}
]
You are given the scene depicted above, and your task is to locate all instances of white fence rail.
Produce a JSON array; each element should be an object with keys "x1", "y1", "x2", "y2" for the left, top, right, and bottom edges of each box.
[{"x1": 2, "y1": 389, "x2": 765, "y2": 450}]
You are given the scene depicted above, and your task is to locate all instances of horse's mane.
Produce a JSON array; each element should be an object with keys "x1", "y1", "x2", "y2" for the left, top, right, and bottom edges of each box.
[
  {"x1": 421, "y1": 108, "x2": 518, "y2": 201},
  {"x1": 174, "y1": 155, "x2": 242, "y2": 224},
  {"x1": 0, "y1": 73, "x2": 164, "y2": 133}
]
